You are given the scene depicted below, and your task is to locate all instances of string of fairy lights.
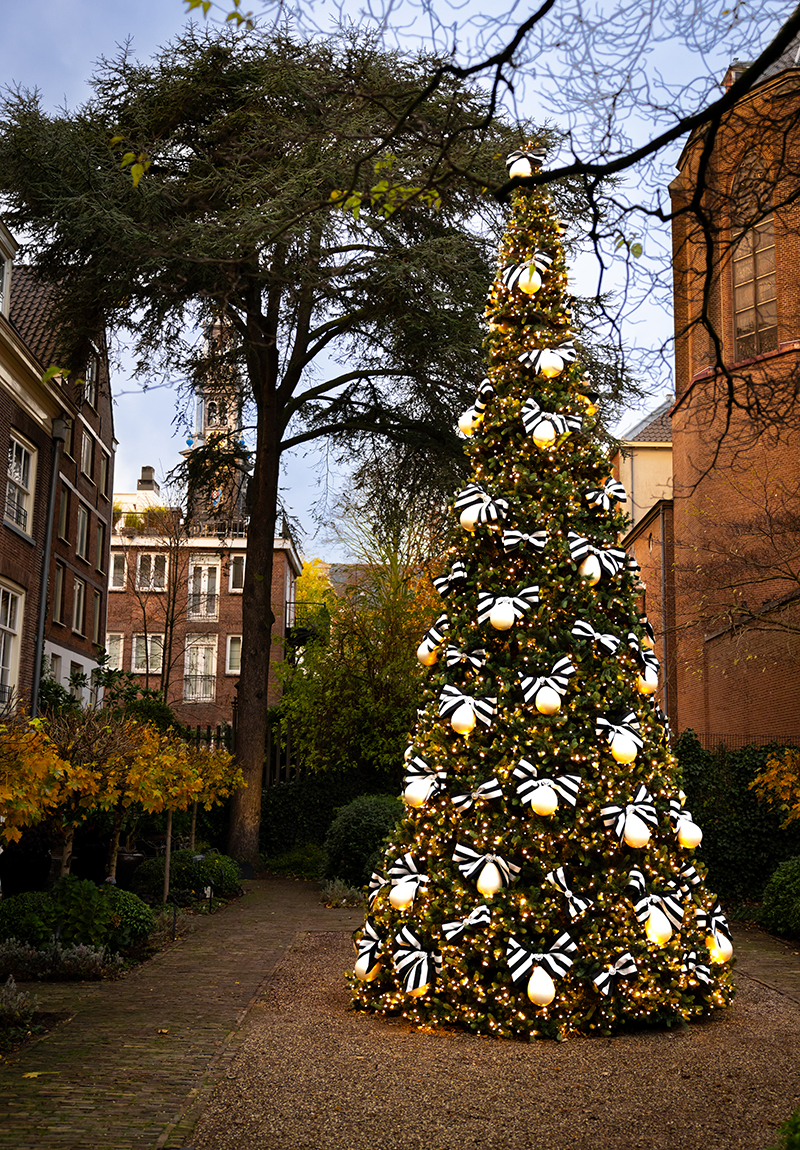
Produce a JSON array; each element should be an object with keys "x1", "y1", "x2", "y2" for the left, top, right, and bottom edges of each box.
[{"x1": 351, "y1": 148, "x2": 735, "y2": 1040}]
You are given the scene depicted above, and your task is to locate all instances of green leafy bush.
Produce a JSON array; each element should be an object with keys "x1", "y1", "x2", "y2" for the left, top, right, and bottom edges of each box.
[
  {"x1": 51, "y1": 875, "x2": 114, "y2": 947},
  {"x1": 676, "y1": 732, "x2": 800, "y2": 898},
  {"x1": 323, "y1": 794, "x2": 404, "y2": 888},
  {"x1": 0, "y1": 975, "x2": 38, "y2": 1050},
  {"x1": 760, "y1": 856, "x2": 800, "y2": 939},
  {"x1": 0, "y1": 938, "x2": 123, "y2": 981},
  {"x1": 0, "y1": 891, "x2": 55, "y2": 947},
  {"x1": 104, "y1": 887, "x2": 156, "y2": 952},
  {"x1": 132, "y1": 849, "x2": 242, "y2": 905},
  {"x1": 263, "y1": 843, "x2": 326, "y2": 881},
  {"x1": 768, "y1": 1104, "x2": 800, "y2": 1150}
]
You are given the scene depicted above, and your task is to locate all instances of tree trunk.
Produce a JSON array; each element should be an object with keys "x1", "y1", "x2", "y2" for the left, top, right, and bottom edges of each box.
[
  {"x1": 163, "y1": 808, "x2": 173, "y2": 904},
  {"x1": 227, "y1": 376, "x2": 281, "y2": 862},
  {"x1": 107, "y1": 807, "x2": 125, "y2": 879},
  {"x1": 60, "y1": 826, "x2": 75, "y2": 876},
  {"x1": 189, "y1": 801, "x2": 198, "y2": 851}
]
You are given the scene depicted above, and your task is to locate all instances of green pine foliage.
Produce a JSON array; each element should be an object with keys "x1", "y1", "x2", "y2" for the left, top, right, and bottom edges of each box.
[{"x1": 352, "y1": 152, "x2": 735, "y2": 1040}]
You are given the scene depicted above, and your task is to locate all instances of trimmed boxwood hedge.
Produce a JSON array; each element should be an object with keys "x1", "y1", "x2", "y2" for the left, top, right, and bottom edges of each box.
[
  {"x1": 322, "y1": 794, "x2": 404, "y2": 888},
  {"x1": 760, "y1": 856, "x2": 800, "y2": 939},
  {"x1": 132, "y1": 849, "x2": 242, "y2": 905}
]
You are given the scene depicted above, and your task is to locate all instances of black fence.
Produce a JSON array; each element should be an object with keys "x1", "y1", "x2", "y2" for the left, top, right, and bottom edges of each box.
[
  {"x1": 264, "y1": 716, "x2": 305, "y2": 786},
  {"x1": 688, "y1": 731, "x2": 800, "y2": 752}
]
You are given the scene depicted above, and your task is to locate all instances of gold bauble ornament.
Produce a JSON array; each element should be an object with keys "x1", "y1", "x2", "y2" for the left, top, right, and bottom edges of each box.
[
  {"x1": 489, "y1": 599, "x2": 516, "y2": 630},
  {"x1": 534, "y1": 686, "x2": 562, "y2": 715},
  {"x1": 416, "y1": 641, "x2": 439, "y2": 666},
  {"x1": 677, "y1": 819, "x2": 703, "y2": 849},
  {"x1": 527, "y1": 965, "x2": 556, "y2": 1005},
  {"x1": 610, "y1": 732, "x2": 638, "y2": 764},
  {"x1": 407, "y1": 982, "x2": 430, "y2": 997},
  {"x1": 403, "y1": 776, "x2": 436, "y2": 808},
  {"x1": 389, "y1": 881, "x2": 416, "y2": 910},
  {"x1": 458, "y1": 408, "x2": 481, "y2": 436},
  {"x1": 706, "y1": 932, "x2": 733, "y2": 963},
  {"x1": 636, "y1": 668, "x2": 658, "y2": 695},
  {"x1": 623, "y1": 811, "x2": 651, "y2": 848},
  {"x1": 354, "y1": 955, "x2": 381, "y2": 982},
  {"x1": 450, "y1": 702, "x2": 476, "y2": 735},
  {"x1": 529, "y1": 785, "x2": 558, "y2": 816},
  {"x1": 459, "y1": 503, "x2": 482, "y2": 532},
  {"x1": 578, "y1": 555, "x2": 602, "y2": 585},
  {"x1": 532, "y1": 419, "x2": 557, "y2": 449},
  {"x1": 645, "y1": 905, "x2": 672, "y2": 945},
  {"x1": 517, "y1": 266, "x2": 542, "y2": 294},
  {"x1": 537, "y1": 350, "x2": 565, "y2": 378},
  {"x1": 476, "y1": 861, "x2": 503, "y2": 897}
]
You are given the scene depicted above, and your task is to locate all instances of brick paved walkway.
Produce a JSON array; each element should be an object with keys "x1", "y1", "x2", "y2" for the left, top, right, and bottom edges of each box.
[{"x1": 0, "y1": 878, "x2": 797, "y2": 1150}]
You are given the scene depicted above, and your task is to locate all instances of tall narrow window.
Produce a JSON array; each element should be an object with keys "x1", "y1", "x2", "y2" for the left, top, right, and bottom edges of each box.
[
  {"x1": 58, "y1": 486, "x2": 69, "y2": 541},
  {"x1": 229, "y1": 553, "x2": 245, "y2": 592},
  {"x1": 99, "y1": 452, "x2": 110, "y2": 499},
  {"x1": 6, "y1": 435, "x2": 35, "y2": 534},
  {"x1": 132, "y1": 633, "x2": 164, "y2": 676},
  {"x1": 188, "y1": 558, "x2": 219, "y2": 619},
  {"x1": 53, "y1": 563, "x2": 65, "y2": 624},
  {"x1": 731, "y1": 155, "x2": 777, "y2": 360},
  {"x1": 72, "y1": 577, "x2": 85, "y2": 634},
  {"x1": 110, "y1": 553, "x2": 126, "y2": 590},
  {"x1": 136, "y1": 552, "x2": 167, "y2": 591},
  {"x1": 96, "y1": 521, "x2": 106, "y2": 572},
  {"x1": 105, "y1": 632, "x2": 124, "y2": 670},
  {"x1": 92, "y1": 589, "x2": 102, "y2": 644},
  {"x1": 0, "y1": 583, "x2": 22, "y2": 705},
  {"x1": 184, "y1": 634, "x2": 217, "y2": 701},
  {"x1": 76, "y1": 505, "x2": 89, "y2": 559},
  {"x1": 226, "y1": 635, "x2": 242, "y2": 674},
  {"x1": 81, "y1": 432, "x2": 94, "y2": 480}
]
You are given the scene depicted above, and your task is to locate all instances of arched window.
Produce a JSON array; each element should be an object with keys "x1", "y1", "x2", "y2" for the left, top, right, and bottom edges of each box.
[{"x1": 731, "y1": 155, "x2": 777, "y2": 360}]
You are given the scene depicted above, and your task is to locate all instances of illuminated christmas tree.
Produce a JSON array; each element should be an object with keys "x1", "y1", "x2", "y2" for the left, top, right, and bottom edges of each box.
[{"x1": 351, "y1": 148, "x2": 735, "y2": 1039}]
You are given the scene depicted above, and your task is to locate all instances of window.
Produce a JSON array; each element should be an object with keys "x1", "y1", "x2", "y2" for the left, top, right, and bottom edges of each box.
[
  {"x1": 92, "y1": 589, "x2": 102, "y2": 645},
  {"x1": 188, "y1": 558, "x2": 219, "y2": 619},
  {"x1": 731, "y1": 156, "x2": 778, "y2": 360},
  {"x1": 63, "y1": 419, "x2": 74, "y2": 459},
  {"x1": 110, "y1": 553, "x2": 126, "y2": 591},
  {"x1": 229, "y1": 554, "x2": 245, "y2": 593},
  {"x1": 6, "y1": 434, "x2": 36, "y2": 534},
  {"x1": 0, "y1": 583, "x2": 22, "y2": 705},
  {"x1": 58, "y1": 486, "x2": 69, "y2": 541},
  {"x1": 105, "y1": 632, "x2": 124, "y2": 670},
  {"x1": 69, "y1": 661, "x2": 84, "y2": 698},
  {"x1": 136, "y1": 552, "x2": 167, "y2": 591},
  {"x1": 184, "y1": 634, "x2": 216, "y2": 701},
  {"x1": 96, "y1": 521, "x2": 106, "y2": 572},
  {"x1": 52, "y1": 563, "x2": 65, "y2": 624},
  {"x1": 80, "y1": 432, "x2": 94, "y2": 480},
  {"x1": 72, "y1": 577, "x2": 85, "y2": 634},
  {"x1": 226, "y1": 635, "x2": 242, "y2": 674},
  {"x1": 132, "y1": 633, "x2": 164, "y2": 676},
  {"x1": 99, "y1": 452, "x2": 110, "y2": 499},
  {"x1": 83, "y1": 354, "x2": 98, "y2": 409},
  {"x1": 49, "y1": 653, "x2": 62, "y2": 686},
  {"x1": 76, "y1": 506, "x2": 89, "y2": 559}
]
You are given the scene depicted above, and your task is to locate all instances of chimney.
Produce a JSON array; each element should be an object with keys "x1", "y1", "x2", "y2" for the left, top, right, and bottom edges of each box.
[{"x1": 137, "y1": 466, "x2": 160, "y2": 495}]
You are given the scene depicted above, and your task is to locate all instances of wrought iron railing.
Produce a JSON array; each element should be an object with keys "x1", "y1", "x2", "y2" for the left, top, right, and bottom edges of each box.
[{"x1": 183, "y1": 674, "x2": 216, "y2": 702}]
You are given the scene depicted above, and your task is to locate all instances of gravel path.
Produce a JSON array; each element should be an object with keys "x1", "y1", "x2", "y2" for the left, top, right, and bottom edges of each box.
[{"x1": 193, "y1": 930, "x2": 800, "y2": 1150}]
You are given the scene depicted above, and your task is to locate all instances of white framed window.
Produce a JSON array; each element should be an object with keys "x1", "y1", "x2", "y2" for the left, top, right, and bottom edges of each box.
[
  {"x1": 132, "y1": 633, "x2": 164, "y2": 676},
  {"x1": 49, "y1": 653, "x2": 62, "y2": 685},
  {"x1": 136, "y1": 552, "x2": 167, "y2": 591},
  {"x1": 96, "y1": 521, "x2": 106, "y2": 572},
  {"x1": 110, "y1": 552, "x2": 127, "y2": 591},
  {"x1": 188, "y1": 557, "x2": 219, "y2": 619},
  {"x1": 99, "y1": 452, "x2": 110, "y2": 499},
  {"x1": 105, "y1": 632, "x2": 124, "y2": 671},
  {"x1": 76, "y1": 505, "x2": 89, "y2": 559},
  {"x1": 72, "y1": 577, "x2": 85, "y2": 634},
  {"x1": 229, "y1": 553, "x2": 245, "y2": 593},
  {"x1": 52, "y1": 562, "x2": 65, "y2": 624},
  {"x1": 226, "y1": 635, "x2": 242, "y2": 674},
  {"x1": 285, "y1": 565, "x2": 296, "y2": 628},
  {"x1": 83, "y1": 353, "x2": 98, "y2": 409},
  {"x1": 0, "y1": 582, "x2": 23, "y2": 706},
  {"x1": 80, "y1": 431, "x2": 93, "y2": 480},
  {"x1": 58, "y1": 486, "x2": 69, "y2": 541},
  {"x1": 92, "y1": 589, "x2": 102, "y2": 645},
  {"x1": 5, "y1": 433, "x2": 36, "y2": 535},
  {"x1": 69, "y1": 661, "x2": 84, "y2": 699},
  {"x1": 184, "y1": 634, "x2": 217, "y2": 701}
]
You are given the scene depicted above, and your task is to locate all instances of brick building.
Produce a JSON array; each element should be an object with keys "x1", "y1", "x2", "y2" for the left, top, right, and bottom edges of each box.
[
  {"x1": 624, "y1": 39, "x2": 800, "y2": 743},
  {"x1": 1, "y1": 222, "x2": 115, "y2": 711}
]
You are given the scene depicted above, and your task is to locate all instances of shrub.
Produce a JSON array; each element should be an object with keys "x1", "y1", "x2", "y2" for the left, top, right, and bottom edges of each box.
[
  {"x1": 760, "y1": 856, "x2": 800, "y2": 939},
  {"x1": 0, "y1": 938, "x2": 123, "y2": 981},
  {"x1": 320, "y1": 879, "x2": 365, "y2": 908},
  {"x1": 0, "y1": 975, "x2": 37, "y2": 1027},
  {"x1": 676, "y1": 732, "x2": 800, "y2": 898},
  {"x1": 0, "y1": 891, "x2": 55, "y2": 948},
  {"x1": 323, "y1": 794, "x2": 404, "y2": 888},
  {"x1": 104, "y1": 887, "x2": 156, "y2": 953},
  {"x1": 768, "y1": 1104, "x2": 800, "y2": 1150},
  {"x1": 263, "y1": 843, "x2": 326, "y2": 881},
  {"x1": 132, "y1": 849, "x2": 242, "y2": 905},
  {"x1": 51, "y1": 875, "x2": 114, "y2": 948}
]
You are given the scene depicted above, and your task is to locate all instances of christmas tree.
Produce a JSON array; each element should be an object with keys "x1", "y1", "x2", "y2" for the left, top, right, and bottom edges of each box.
[{"x1": 351, "y1": 148, "x2": 735, "y2": 1040}]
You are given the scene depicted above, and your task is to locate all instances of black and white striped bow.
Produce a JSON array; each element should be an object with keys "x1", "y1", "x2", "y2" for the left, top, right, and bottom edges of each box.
[
  {"x1": 697, "y1": 904, "x2": 732, "y2": 942},
  {"x1": 501, "y1": 253, "x2": 553, "y2": 290},
  {"x1": 571, "y1": 619, "x2": 621, "y2": 655},
  {"x1": 452, "y1": 843, "x2": 520, "y2": 887},
  {"x1": 438, "y1": 685, "x2": 497, "y2": 727},
  {"x1": 403, "y1": 755, "x2": 447, "y2": 798},
  {"x1": 388, "y1": 852, "x2": 430, "y2": 894},
  {"x1": 477, "y1": 585, "x2": 540, "y2": 624},
  {"x1": 367, "y1": 871, "x2": 389, "y2": 907},
  {"x1": 641, "y1": 616, "x2": 656, "y2": 647},
  {"x1": 458, "y1": 378, "x2": 496, "y2": 434},
  {"x1": 518, "y1": 656, "x2": 576, "y2": 704},
  {"x1": 502, "y1": 528, "x2": 548, "y2": 554},
  {"x1": 626, "y1": 868, "x2": 684, "y2": 929},
  {"x1": 628, "y1": 631, "x2": 660, "y2": 669},
  {"x1": 451, "y1": 777, "x2": 504, "y2": 811},
  {"x1": 507, "y1": 932, "x2": 577, "y2": 984},
  {"x1": 601, "y1": 783, "x2": 657, "y2": 841},
  {"x1": 593, "y1": 951, "x2": 638, "y2": 996},
  {"x1": 584, "y1": 478, "x2": 627, "y2": 510},
  {"x1": 512, "y1": 759, "x2": 581, "y2": 806},
  {"x1": 444, "y1": 644, "x2": 487, "y2": 671},
  {"x1": 417, "y1": 614, "x2": 449, "y2": 660},
  {"x1": 677, "y1": 862, "x2": 702, "y2": 894},
  {"x1": 506, "y1": 147, "x2": 546, "y2": 176},
  {"x1": 568, "y1": 532, "x2": 628, "y2": 577},
  {"x1": 668, "y1": 798, "x2": 699, "y2": 833},
  {"x1": 681, "y1": 950, "x2": 713, "y2": 986},
  {"x1": 519, "y1": 340, "x2": 578, "y2": 372},
  {"x1": 546, "y1": 867, "x2": 594, "y2": 919},
  {"x1": 433, "y1": 561, "x2": 468, "y2": 597},
  {"x1": 393, "y1": 926, "x2": 442, "y2": 994},
  {"x1": 596, "y1": 712, "x2": 645, "y2": 753},
  {"x1": 355, "y1": 919, "x2": 384, "y2": 978},
  {"x1": 441, "y1": 904, "x2": 493, "y2": 942},
  {"x1": 520, "y1": 396, "x2": 582, "y2": 439},
  {"x1": 654, "y1": 704, "x2": 670, "y2": 734},
  {"x1": 454, "y1": 483, "x2": 509, "y2": 527}
]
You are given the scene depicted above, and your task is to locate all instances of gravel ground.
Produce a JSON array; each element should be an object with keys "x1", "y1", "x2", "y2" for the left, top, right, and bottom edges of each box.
[{"x1": 192, "y1": 931, "x2": 800, "y2": 1150}]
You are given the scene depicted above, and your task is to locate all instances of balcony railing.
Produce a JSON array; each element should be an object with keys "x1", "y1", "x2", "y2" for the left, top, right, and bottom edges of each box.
[
  {"x1": 187, "y1": 519, "x2": 248, "y2": 539},
  {"x1": 4, "y1": 492, "x2": 28, "y2": 532},
  {"x1": 183, "y1": 674, "x2": 216, "y2": 702},
  {"x1": 187, "y1": 593, "x2": 219, "y2": 620}
]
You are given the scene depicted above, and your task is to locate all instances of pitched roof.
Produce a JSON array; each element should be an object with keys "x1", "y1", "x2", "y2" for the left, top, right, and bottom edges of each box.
[
  {"x1": 8, "y1": 265, "x2": 61, "y2": 367},
  {"x1": 621, "y1": 397, "x2": 673, "y2": 443}
]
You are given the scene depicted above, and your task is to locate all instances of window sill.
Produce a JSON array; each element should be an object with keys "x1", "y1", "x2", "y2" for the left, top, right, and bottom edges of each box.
[{"x1": 3, "y1": 520, "x2": 36, "y2": 546}]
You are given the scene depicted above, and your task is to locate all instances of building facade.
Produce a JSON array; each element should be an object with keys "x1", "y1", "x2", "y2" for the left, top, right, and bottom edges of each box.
[{"x1": 1, "y1": 223, "x2": 115, "y2": 711}]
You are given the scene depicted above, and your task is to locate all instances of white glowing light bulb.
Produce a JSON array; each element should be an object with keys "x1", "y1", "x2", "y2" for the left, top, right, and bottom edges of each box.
[{"x1": 527, "y1": 965, "x2": 556, "y2": 1005}]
